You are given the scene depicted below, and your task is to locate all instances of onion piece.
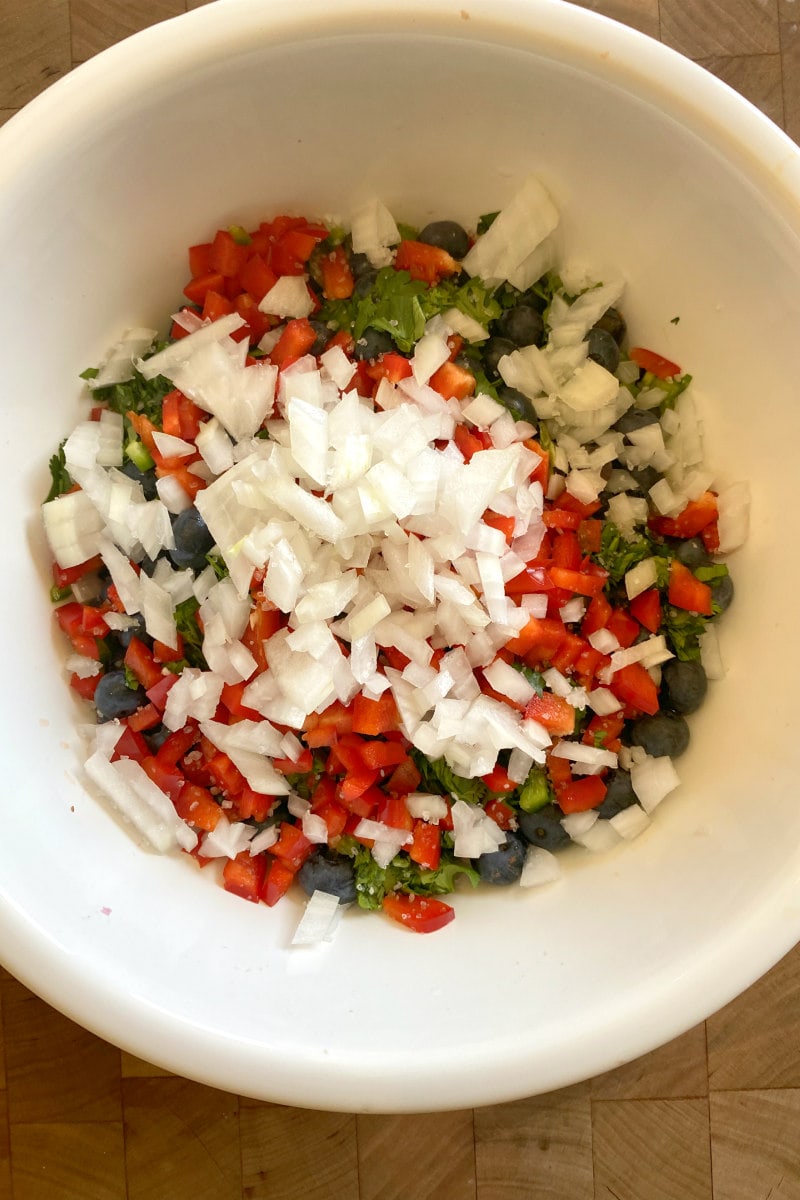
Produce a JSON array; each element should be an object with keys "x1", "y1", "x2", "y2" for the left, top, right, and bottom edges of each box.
[
  {"x1": 610, "y1": 804, "x2": 651, "y2": 840},
  {"x1": 519, "y1": 846, "x2": 562, "y2": 887},
  {"x1": 259, "y1": 275, "x2": 315, "y2": 319},
  {"x1": 631, "y1": 754, "x2": 680, "y2": 813},
  {"x1": 292, "y1": 890, "x2": 345, "y2": 946}
]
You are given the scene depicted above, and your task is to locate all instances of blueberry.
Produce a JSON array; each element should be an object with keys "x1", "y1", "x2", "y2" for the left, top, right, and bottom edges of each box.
[
  {"x1": 672, "y1": 537, "x2": 710, "y2": 569},
  {"x1": 349, "y1": 251, "x2": 373, "y2": 279},
  {"x1": 593, "y1": 305, "x2": 627, "y2": 345},
  {"x1": 475, "y1": 830, "x2": 527, "y2": 885},
  {"x1": 614, "y1": 408, "x2": 659, "y2": 437},
  {"x1": 629, "y1": 464, "x2": 660, "y2": 495},
  {"x1": 497, "y1": 304, "x2": 544, "y2": 349},
  {"x1": 518, "y1": 804, "x2": 570, "y2": 852},
  {"x1": 116, "y1": 613, "x2": 146, "y2": 649},
  {"x1": 662, "y1": 659, "x2": 707, "y2": 714},
  {"x1": 308, "y1": 319, "x2": 332, "y2": 357},
  {"x1": 597, "y1": 770, "x2": 638, "y2": 819},
  {"x1": 418, "y1": 220, "x2": 470, "y2": 259},
  {"x1": 496, "y1": 385, "x2": 536, "y2": 423},
  {"x1": 169, "y1": 507, "x2": 214, "y2": 573},
  {"x1": 353, "y1": 327, "x2": 395, "y2": 361},
  {"x1": 586, "y1": 326, "x2": 620, "y2": 374},
  {"x1": 482, "y1": 336, "x2": 517, "y2": 380},
  {"x1": 145, "y1": 724, "x2": 172, "y2": 752},
  {"x1": 630, "y1": 713, "x2": 690, "y2": 758},
  {"x1": 93, "y1": 670, "x2": 145, "y2": 722},
  {"x1": 711, "y1": 572, "x2": 734, "y2": 614},
  {"x1": 121, "y1": 458, "x2": 157, "y2": 501},
  {"x1": 297, "y1": 850, "x2": 357, "y2": 905},
  {"x1": 353, "y1": 268, "x2": 378, "y2": 298}
]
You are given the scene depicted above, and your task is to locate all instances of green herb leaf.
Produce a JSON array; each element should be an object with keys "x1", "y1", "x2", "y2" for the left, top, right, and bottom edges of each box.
[
  {"x1": 477, "y1": 211, "x2": 499, "y2": 235},
  {"x1": 663, "y1": 605, "x2": 706, "y2": 661},
  {"x1": 345, "y1": 842, "x2": 480, "y2": 911},
  {"x1": 90, "y1": 358, "x2": 172, "y2": 426},
  {"x1": 512, "y1": 663, "x2": 545, "y2": 694},
  {"x1": 319, "y1": 267, "x2": 501, "y2": 355},
  {"x1": 598, "y1": 522, "x2": 658, "y2": 585},
  {"x1": 174, "y1": 597, "x2": 207, "y2": 669},
  {"x1": 410, "y1": 749, "x2": 488, "y2": 805},
  {"x1": 424, "y1": 275, "x2": 502, "y2": 329},
  {"x1": 206, "y1": 552, "x2": 230, "y2": 581},
  {"x1": 45, "y1": 441, "x2": 73, "y2": 503}
]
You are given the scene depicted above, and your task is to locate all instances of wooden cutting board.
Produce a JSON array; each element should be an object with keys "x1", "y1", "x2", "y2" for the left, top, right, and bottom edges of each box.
[{"x1": 2, "y1": 1, "x2": 800, "y2": 1196}]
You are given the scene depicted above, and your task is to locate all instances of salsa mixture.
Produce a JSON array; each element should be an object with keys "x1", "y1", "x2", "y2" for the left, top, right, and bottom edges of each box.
[{"x1": 41, "y1": 177, "x2": 747, "y2": 938}]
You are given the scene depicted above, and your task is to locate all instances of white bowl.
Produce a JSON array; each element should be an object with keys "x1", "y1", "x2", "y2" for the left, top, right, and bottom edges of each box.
[{"x1": 2, "y1": 0, "x2": 799, "y2": 1113}]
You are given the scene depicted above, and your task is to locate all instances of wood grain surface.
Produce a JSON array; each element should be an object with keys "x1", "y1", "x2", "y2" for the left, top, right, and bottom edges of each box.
[{"x1": 2, "y1": 1, "x2": 800, "y2": 1196}]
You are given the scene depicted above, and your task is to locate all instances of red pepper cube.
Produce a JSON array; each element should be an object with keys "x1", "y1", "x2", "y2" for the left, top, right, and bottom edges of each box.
[
  {"x1": 223, "y1": 850, "x2": 266, "y2": 903},
  {"x1": 268, "y1": 822, "x2": 314, "y2": 872}
]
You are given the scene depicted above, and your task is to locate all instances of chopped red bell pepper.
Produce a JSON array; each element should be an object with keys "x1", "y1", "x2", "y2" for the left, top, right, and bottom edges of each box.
[
  {"x1": 382, "y1": 892, "x2": 455, "y2": 933},
  {"x1": 223, "y1": 851, "x2": 266, "y2": 903},
  {"x1": 629, "y1": 345, "x2": 682, "y2": 379},
  {"x1": 524, "y1": 693, "x2": 576, "y2": 736},
  {"x1": 668, "y1": 558, "x2": 713, "y2": 615},
  {"x1": 558, "y1": 775, "x2": 608, "y2": 814}
]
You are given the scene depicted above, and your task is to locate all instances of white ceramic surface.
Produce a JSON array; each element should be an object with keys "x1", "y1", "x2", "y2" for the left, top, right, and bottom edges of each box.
[{"x1": 1, "y1": 0, "x2": 799, "y2": 1113}]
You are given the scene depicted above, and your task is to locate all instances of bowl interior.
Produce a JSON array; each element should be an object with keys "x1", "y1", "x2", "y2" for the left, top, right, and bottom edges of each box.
[{"x1": 1, "y1": 0, "x2": 799, "y2": 1111}]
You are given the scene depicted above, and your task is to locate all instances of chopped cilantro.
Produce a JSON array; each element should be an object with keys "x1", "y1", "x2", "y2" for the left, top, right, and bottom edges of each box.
[
  {"x1": 174, "y1": 597, "x2": 207, "y2": 669},
  {"x1": 50, "y1": 584, "x2": 72, "y2": 603},
  {"x1": 663, "y1": 605, "x2": 706, "y2": 661},
  {"x1": 89, "y1": 359, "x2": 172, "y2": 426},
  {"x1": 206, "y1": 552, "x2": 230, "y2": 581},
  {"x1": 476, "y1": 211, "x2": 499, "y2": 234},
  {"x1": 344, "y1": 842, "x2": 479, "y2": 911},
  {"x1": 319, "y1": 267, "x2": 427, "y2": 353},
  {"x1": 424, "y1": 275, "x2": 502, "y2": 329},
  {"x1": 319, "y1": 267, "x2": 501, "y2": 355},
  {"x1": 598, "y1": 522, "x2": 658, "y2": 585},
  {"x1": 512, "y1": 663, "x2": 546, "y2": 694},
  {"x1": 410, "y1": 749, "x2": 488, "y2": 805},
  {"x1": 528, "y1": 270, "x2": 564, "y2": 315},
  {"x1": 45, "y1": 441, "x2": 73, "y2": 503}
]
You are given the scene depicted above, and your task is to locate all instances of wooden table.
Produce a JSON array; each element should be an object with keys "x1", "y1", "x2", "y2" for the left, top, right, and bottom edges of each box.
[{"x1": 2, "y1": 2, "x2": 800, "y2": 1196}]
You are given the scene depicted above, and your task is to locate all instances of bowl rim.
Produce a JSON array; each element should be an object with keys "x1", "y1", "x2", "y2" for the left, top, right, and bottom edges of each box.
[{"x1": 3, "y1": 0, "x2": 800, "y2": 1111}]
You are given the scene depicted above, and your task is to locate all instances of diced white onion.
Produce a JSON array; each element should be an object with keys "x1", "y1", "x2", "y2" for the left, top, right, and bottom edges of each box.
[
  {"x1": 630, "y1": 754, "x2": 681, "y2": 813},
  {"x1": 519, "y1": 846, "x2": 562, "y2": 887},
  {"x1": 292, "y1": 890, "x2": 345, "y2": 946},
  {"x1": 609, "y1": 804, "x2": 651, "y2": 840},
  {"x1": 259, "y1": 275, "x2": 314, "y2": 319},
  {"x1": 625, "y1": 557, "x2": 658, "y2": 600},
  {"x1": 716, "y1": 481, "x2": 750, "y2": 553}
]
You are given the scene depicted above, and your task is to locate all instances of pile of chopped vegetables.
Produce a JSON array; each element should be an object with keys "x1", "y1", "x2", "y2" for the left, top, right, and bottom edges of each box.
[{"x1": 41, "y1": 176, "x2": 748, "y2": 938}]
